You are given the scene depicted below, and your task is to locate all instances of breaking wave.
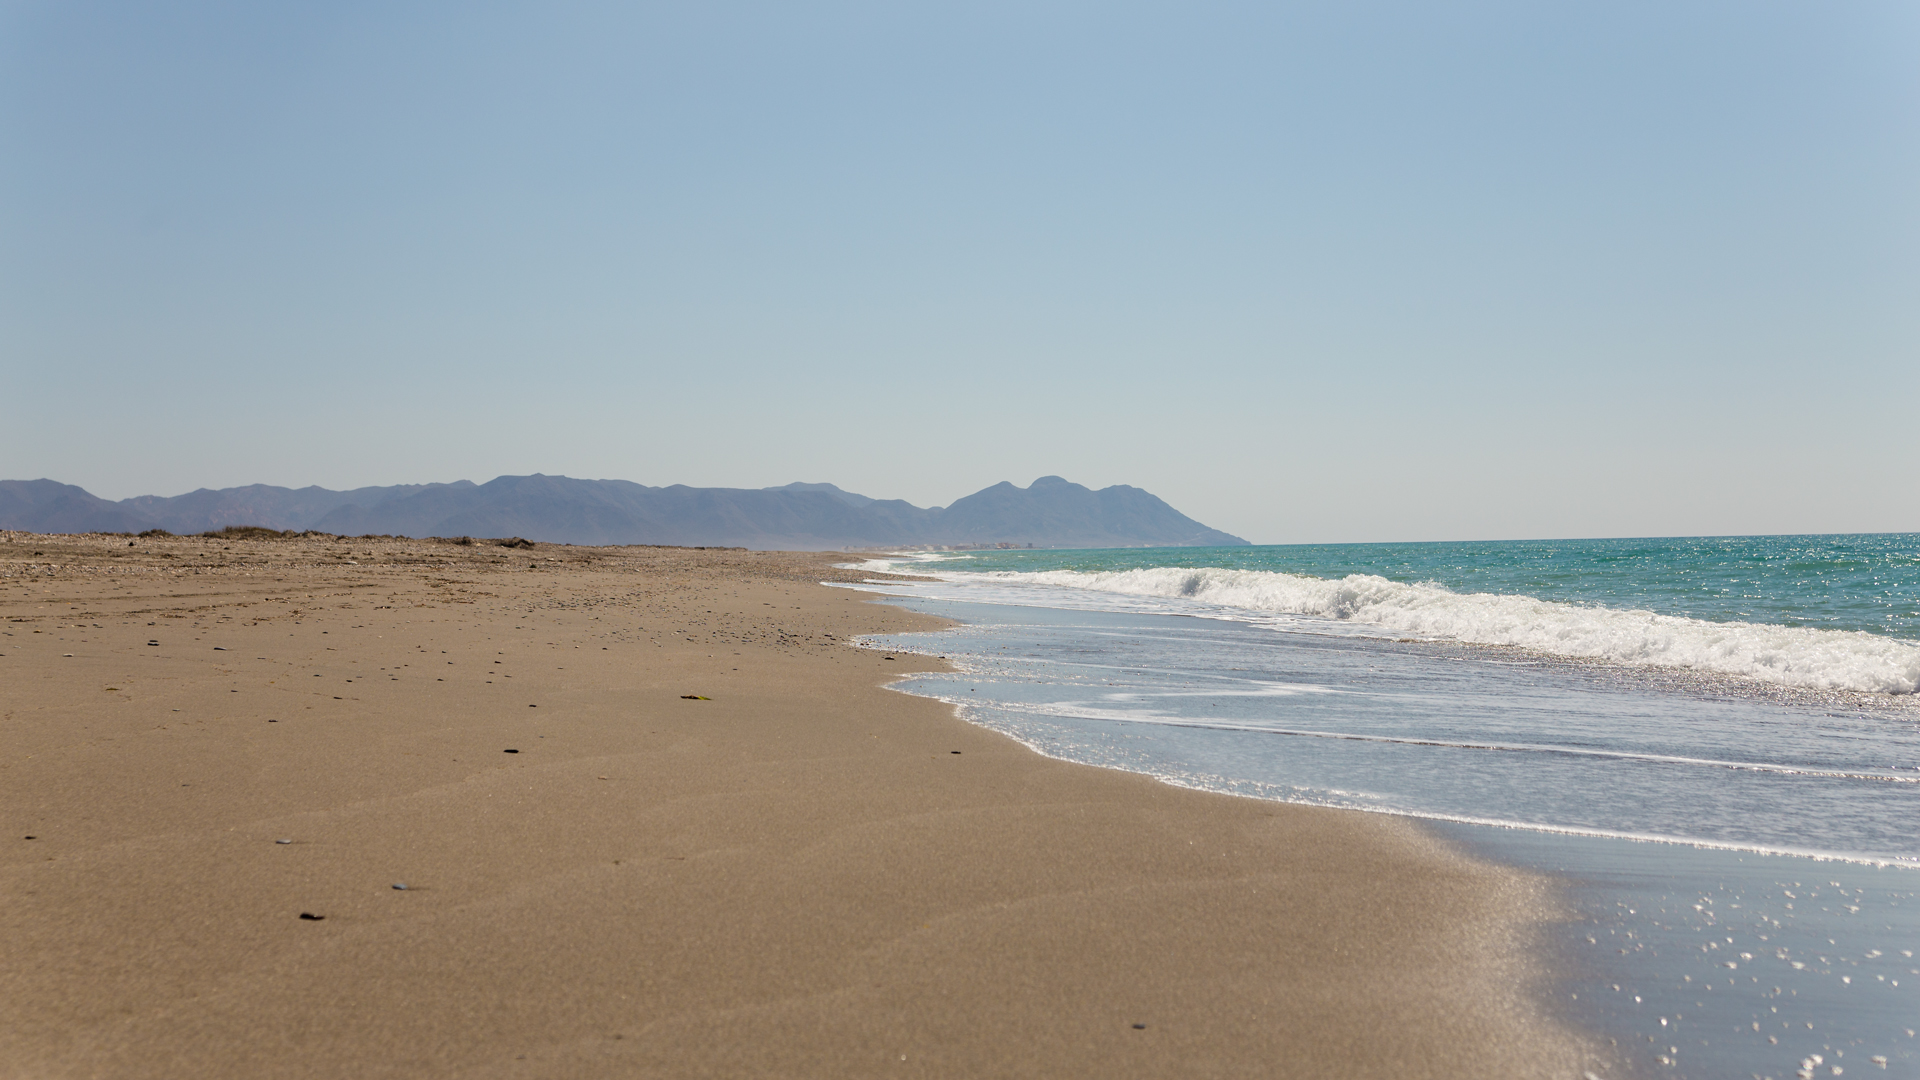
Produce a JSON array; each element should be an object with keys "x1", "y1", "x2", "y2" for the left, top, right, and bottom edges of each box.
[{"x1": 965, "y1": 567, "x2": 1920, "y2": 695}]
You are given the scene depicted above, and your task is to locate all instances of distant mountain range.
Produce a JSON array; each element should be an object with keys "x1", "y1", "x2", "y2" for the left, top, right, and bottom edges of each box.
[{"x1": 0, "y1": 475, "x2": 1248, "y2": 550}]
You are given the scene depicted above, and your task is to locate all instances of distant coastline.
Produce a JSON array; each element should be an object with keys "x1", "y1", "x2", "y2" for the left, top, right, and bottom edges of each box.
[{"x1": 0, "y1": 474, "x2": 1247, "y2": 551}]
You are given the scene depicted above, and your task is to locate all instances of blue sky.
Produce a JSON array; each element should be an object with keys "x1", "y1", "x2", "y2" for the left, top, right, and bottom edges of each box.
[{"x1": 3, "y1": 1, "x2": 1915, "y2": 543}]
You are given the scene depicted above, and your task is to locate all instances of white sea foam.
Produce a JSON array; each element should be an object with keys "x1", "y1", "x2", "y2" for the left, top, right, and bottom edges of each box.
[{"x1": 958, "y1": 567, "x2": 1920, "y2": 694}]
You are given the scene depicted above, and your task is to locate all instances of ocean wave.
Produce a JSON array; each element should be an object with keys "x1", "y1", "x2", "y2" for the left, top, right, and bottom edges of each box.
[{"x1": 961, "y1": 567, "x2": 1920, "y2": 695}]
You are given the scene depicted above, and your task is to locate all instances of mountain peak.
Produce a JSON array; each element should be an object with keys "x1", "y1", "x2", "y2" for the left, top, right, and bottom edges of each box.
[{"x1": 764, "y1": 482, "x2": 876, "y2": 509}]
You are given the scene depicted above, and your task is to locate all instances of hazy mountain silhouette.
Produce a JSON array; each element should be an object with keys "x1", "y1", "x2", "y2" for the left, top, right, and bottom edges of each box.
[
  {"x1": 0, "y1": 480, "x2": 153, "y2": 535},
  {"x1": 935, "y1": 476, "x2": 1241, "y2": 548},
  {"x1": 0, "y1": 475, "x2": 1247, "y2": 549}
]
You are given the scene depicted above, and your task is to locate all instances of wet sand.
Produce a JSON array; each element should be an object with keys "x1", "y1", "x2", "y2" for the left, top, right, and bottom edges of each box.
[{"x1": 1, "y1": 531, "x2": 1597, "y2": 1078}]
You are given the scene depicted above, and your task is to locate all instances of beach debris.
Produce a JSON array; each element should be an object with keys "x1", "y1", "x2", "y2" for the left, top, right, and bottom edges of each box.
[
  {"x1": 1132, "y1": 1024, "x2": 1147, "y2": 1030},
  {"x1": 392, "y1": 883, "x2": 407, "y2": 890},
  {"x1": 298, "y1": 913, "x2": 325, "y2": 920},
  {"x1": 214, "y1": 646, "x2": 226, "y2": 651},
  {"x1": 680, "y1": 695, "x2": 710, "y2": 700},
  {"x1": 23, "y1": 836, "x2": 35, "y2": 840},
  {"x1": 275, "y1": 838, "x2": 292, "y2": 844},
  {"x1": 148, "y1": 640, "x2": 158, "y2": 646},
  {"x1": 504, "y1": 748, "x2": 519, "y2": 754}
]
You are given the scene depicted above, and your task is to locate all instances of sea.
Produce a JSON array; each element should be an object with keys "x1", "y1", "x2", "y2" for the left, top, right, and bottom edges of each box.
[{"x1": 840, "y1": 535, "x2": 1920, "y2": 1080}]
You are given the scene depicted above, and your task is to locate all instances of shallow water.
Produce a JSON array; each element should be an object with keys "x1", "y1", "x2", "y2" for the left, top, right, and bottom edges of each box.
[
  {"x1": 851, "y1": 588, "x2": 1920, "y2": 1079},
  {"x1": 862, "y1": 598, "x2": 1918, "y2": 864},
  {"x1": 1443, "y1": 827, "x2": 1920, "y2": 1079}
]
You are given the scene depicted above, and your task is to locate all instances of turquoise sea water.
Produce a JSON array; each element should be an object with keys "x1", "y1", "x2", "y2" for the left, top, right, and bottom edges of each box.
[
  {"x1": 889, "y1": 534, "x2": 1920, "y2": 694},
  {"x1": 845, "y1": 533, "x2": 1920, "y2": 1078},
  {"x1": 926, "y1": 533, "x2": 1920, "y2": 642}
]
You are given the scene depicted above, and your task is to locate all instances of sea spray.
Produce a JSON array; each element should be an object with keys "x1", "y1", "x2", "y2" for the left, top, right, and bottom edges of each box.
[{"x1": 960, "y1": 566, "x2": 1920, "y2": 694}]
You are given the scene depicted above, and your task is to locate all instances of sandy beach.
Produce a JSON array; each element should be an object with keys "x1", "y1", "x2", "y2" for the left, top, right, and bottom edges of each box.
[{"x1": 1, "y1": 531, "x2": 1595, "y2": 1078}]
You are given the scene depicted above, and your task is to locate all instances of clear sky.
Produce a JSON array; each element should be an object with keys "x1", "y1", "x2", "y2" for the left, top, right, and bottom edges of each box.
[{"x1": 3, "y1": 2, "x2": 1916, "y2": 544}]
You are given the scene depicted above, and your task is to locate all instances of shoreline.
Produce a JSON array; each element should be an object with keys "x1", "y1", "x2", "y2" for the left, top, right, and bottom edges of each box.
[
  {"x1": 851, "y1": 585, "x2": 1920, "y2": 1076},
  {"x1": 2, "y1": 532, "x2": 1597, "y2": 1077}
]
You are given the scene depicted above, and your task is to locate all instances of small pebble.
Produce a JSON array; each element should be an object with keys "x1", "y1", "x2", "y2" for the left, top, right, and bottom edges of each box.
[
  {"x1": 504, "y1": 748, "x2": 519, "y2": 754},
  {"x1": 275, "y1": 839, "x2": 292, "y2": 844},
  {"x1": 298, "y1": 912, "x2": 325, "y2": 921},
  {"x1": 392, "y1": 883, "x2": 407, "y2": 891}
]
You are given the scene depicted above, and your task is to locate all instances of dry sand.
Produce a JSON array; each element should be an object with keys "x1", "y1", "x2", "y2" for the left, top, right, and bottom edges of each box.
[{"x1": 1, "y1": 531, "x2": 1598, "y2": 1078}]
